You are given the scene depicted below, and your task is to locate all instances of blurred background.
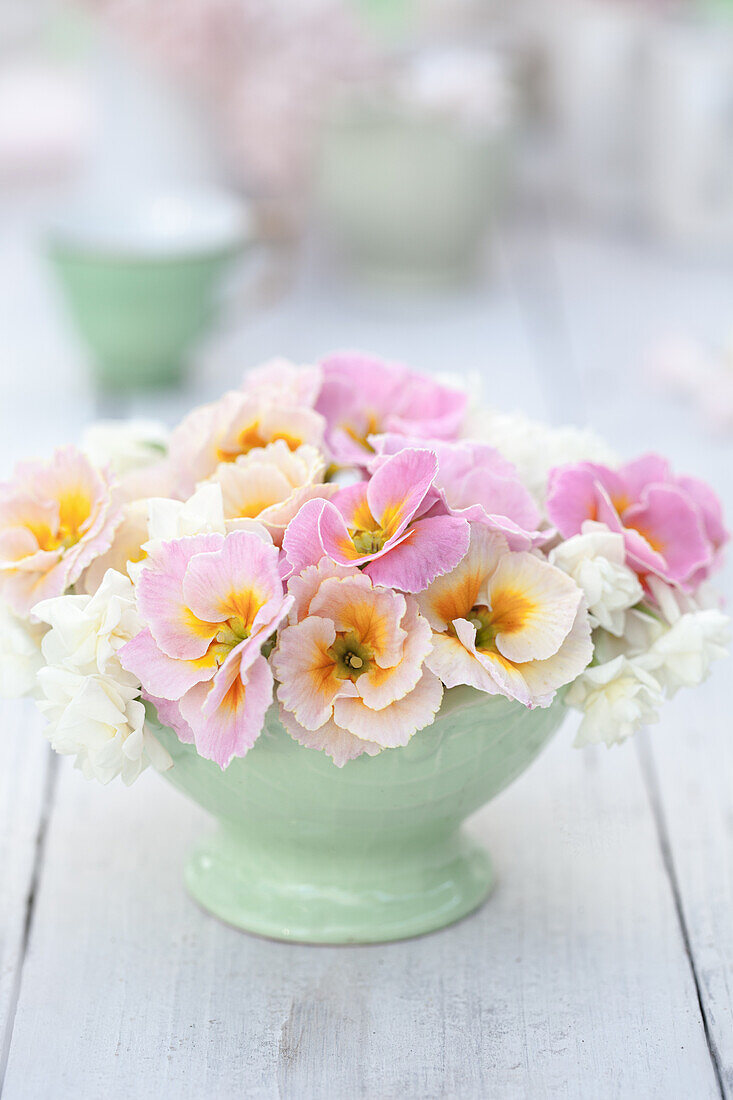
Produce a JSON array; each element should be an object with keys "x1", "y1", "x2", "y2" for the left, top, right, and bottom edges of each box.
[{"x1": 1, "y1": 0, "x2": 733, "y2": 480}]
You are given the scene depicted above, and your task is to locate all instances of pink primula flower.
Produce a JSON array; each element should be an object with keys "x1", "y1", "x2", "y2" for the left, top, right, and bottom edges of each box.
[
  {"x1": 316, "y1": 352, "x2": 467, "y2": 464},
  {"x1": 282, "y1": 448, "x2": 470, "y2": 593},
  {"x1": 371, "y1": 433, "x2": 544, "y2": 550},
  {"x1": 0, "y1": 446, "x2": 122, "y2": 615},
  {"x1": 120, "y1": 531, "x2": 292, "y2": 767},
  {"x1": 418, "y1": 525, "x2": 593, "y2": 708},
  {"x1": 273, "y1": 566, "x2": 442, "y2": 765},
  {"x1": 546, "y1": 454, "x2": 728, "y2": 590}
]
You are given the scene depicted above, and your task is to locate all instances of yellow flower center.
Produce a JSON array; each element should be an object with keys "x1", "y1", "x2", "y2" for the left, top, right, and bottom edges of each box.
[
  {"x1": 216, "y1": 422, "x2": 303, "y2": 464},
  {"x1": 214, "y1": 615, "x2": 251, "y2": 649},
  {"x1": 28, "y1": 489, "x2": 93, "y2": 553},
  {"x1": 342, "y1": 412, "x2": 381, "y2": 453},
  {"x1": 205, "y1": 613, "x2": 255, "y2": 668},
  {"x1": 350, "y1": 528, "x2": 387, "y2": 555}
]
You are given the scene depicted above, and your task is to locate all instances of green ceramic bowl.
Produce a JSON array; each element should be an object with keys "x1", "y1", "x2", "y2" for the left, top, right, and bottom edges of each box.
[
  {"x1": 47, "y1": 190, "x2": 249, "y2": 390},
  {"x1": 151, "y1": 686, "x2": 567, "y2": 944}
]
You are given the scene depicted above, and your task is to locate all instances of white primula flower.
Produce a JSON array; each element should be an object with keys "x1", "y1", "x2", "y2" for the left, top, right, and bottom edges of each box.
[
  {"x1": 634, "y1": 581, "x2": 730, "y2": 697},
  {"x1": 639, "y1": 610, "x2": 729, "y2": 696},
  {"x1": 35, "y1": 569, "x2": 143, "y2": 678},
  {"x1": 550, "y1": 522, "x2": 643, "y2": 636},
  {"x1": 465, "y1": 407, "x2": 616, "y2": 503},
  {"x1": 0, "y1": 598, "x2": 45, "y2": 698},
  {"x1": 567, "y1": 655, "x2": 663, "y2": 747},
  {"x1": 627, "y1": 576, "x2": 730, "y2": 696},
  {"x1": 82, "y1": 418, "x2": 169, "y2": 475},
  {"x1": 145, "y1": 482, "x2": 227, "y2": 545},
  {"x1": 33, "y1": 569, "x2": 171, "y2": 785},
  {"x1": 36, "y1": 668, "x2": 169, "y2": 786}
]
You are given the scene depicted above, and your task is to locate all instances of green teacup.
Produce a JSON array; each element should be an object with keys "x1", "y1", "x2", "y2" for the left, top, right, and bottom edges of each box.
[{"x1": 47, "y1": 189, "x2": 249, "y2": 389}]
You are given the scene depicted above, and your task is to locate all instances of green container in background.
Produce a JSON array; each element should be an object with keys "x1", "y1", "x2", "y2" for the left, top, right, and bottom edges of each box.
[
  {"x1": 317, "y1": 103, "x2": 506, "y2": 286},
  {"x1": 47, "y1": 189, "x2": 249, "y2": 389},
  {"x1": 49, "y1": 246, "x2": 238, "y2": 389},
  {"x1": 152, "y1": 686, "x2": 567, "y2": 944}
]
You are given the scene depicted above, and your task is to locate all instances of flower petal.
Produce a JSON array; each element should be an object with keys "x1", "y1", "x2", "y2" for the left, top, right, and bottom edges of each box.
[
  {"x1": 332, "y1": 481, "x2": 375, "y2": 532},
  {"x1": 286, "y1": 557, "x2": 358, "y2": 623},
  {"x1": 308, "y1": 574, "x2": 407, "y2": 669},
  {"x1": 356, "y1": 596, "x2": 431, "y2": 709},
  {"x1": 487, "y1": 551, "x2": 582, "y2": 663},
  {"x1": 426, "y1": 631, "x2": 499, "y2": 692},
  {"x1": 365, "y1": 448, "x2": 438, "y2": 536},
  {"x1": 120, "y1": 628, "x2": 216, "y2": 700},
  {"x1": 278, "y1": 704, "x2": 383, "y2": 766},
  {"x1": 273, "y1": 616, "x2": 350, "y2": 730},
  {"x1": 547, "y1": 463, "x2": 624, "y2": 537},
  {"x1": 146, "y1": 694, "x2": 195, "y2": 744},
  {"x1": 364, "y1": 514, "x2": 470, "y2": 593},
  {"x1": 624, "y1": 484, "x2": 712, "y2": 584},
  {"x1": 282, "y1": 497, "x2": 331, "y2": 576},
  {"x1": 137, "y1": 534, "x2": 223, "y2": 659},
  {"x1": 180, "y1": 653, "x2": 273, "y2": 768},
  {"x1": 452, "y1": 617, "x2": 533, "y2": 705},
  {"x1": 333, "y1": 669, "x2": 443, "y2": 748},
  {"x1": 181, "y1": 530, "x2": 282, "y2": 628},
  {"x1": 417, "y1": 525, "x2": 507, "y2": 630},
  {"x1": 318, "y1": 501, "x2": 367, "y2": 564},
  {"x1": 515, "y1": 605, "x2": 593, "y2": 705}
]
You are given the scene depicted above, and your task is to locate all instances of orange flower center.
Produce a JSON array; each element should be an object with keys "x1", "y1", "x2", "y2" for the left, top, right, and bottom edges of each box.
[
  {"x1": 462, "y1": 590, "x2": 534, "y2": 652},
  {"x1": 216, "y1": 421, "x2": 303, "y2": 464}
]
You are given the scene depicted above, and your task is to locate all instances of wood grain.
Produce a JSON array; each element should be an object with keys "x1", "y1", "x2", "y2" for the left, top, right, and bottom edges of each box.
[
  {"x1": 0, "y1": 704, "x2": 52, "y2": 1085},
  {"x1": 1, "y1": 724, "x2": 721, "y2": 1099},
  {"x1": 550, "y1": 220, "x2": 733, "y2": 1097}
]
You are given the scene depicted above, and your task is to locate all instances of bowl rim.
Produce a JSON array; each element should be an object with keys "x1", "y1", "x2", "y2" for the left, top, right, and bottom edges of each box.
[{"x1": 45, "y1": 186, "x2": 252, "y2": 264}]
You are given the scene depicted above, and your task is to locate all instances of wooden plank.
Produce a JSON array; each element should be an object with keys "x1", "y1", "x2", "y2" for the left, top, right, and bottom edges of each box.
[
  {"x1": 641, "y1": 683, "x2": 733, "y2": 1099},
  {"x1": 0, "y1": 703, "x2": 52, "y2": 1083},
  {"x1": 0, "y1": 212, "x2": 99, "y2": 1082},
  {"x1": 2, "y1": 718, "x2": 719, "y2": 1099},
  {"x1": 547, "y1": 219, "x2": 733, "y2": 1097},
  {"x1": 642, "y1": 443, "x2": 733, "y2": 1096}
]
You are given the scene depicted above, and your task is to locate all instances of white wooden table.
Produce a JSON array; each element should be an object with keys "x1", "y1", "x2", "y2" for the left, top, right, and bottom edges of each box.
[{"x1": 0, "y1": 212, "x2": 731, "y2": 1099}]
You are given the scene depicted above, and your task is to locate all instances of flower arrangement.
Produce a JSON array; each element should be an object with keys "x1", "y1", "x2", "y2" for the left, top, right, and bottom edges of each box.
[{"x1": 1, "y1": 355, "x2": 728, "y2": 784}]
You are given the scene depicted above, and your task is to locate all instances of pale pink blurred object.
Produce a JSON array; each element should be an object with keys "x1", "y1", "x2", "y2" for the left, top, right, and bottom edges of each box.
[
  {"x1": 649, "y1": 337, "x2": 733, "y2": 432},
  {"x1": 0, "y1": 62, "x2": 91, "y2": 182},
  {"x1": 85, "y1": 0, "x2": 376, "y2": 197}
]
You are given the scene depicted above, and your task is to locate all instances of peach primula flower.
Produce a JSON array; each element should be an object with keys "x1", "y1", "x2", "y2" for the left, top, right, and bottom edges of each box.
[
  {"x1": 418, "y1": 525, "x2": 593, "y2": 707},
  {"x1": 273, "y1": 563, "x2": 443, "y2": 765},
  {"x1": 168, "y1": 359, "x2": 327, "y2": 495},
  {"x1": 0, "y1": 446, "x2": 122, "y2": 616},
  {"x1": 206, "y1": 440, "x2": 338, "y2": 545}
]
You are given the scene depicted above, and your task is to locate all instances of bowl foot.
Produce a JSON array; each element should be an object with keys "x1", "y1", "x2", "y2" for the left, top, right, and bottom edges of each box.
[{"x1": 184, "y1": 827, "x2": 494, "y2": 944}]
